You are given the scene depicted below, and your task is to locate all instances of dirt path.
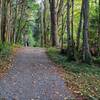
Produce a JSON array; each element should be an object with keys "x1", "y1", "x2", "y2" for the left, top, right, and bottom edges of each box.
[{"x1": 0, "y1": 47, "x2": 75, "y2": 100}]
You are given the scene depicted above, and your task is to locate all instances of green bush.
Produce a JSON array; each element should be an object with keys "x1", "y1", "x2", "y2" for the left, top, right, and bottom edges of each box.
[
  {"x1": 94, "y1": 57, "x2": 100, "y2": 65},
  {"x1": 47, "y1": 48, "x2": 100, "y2": 75},
  {"x1": 0, "y1": 42, "x2": 11, "y2": 59},
  {"x1": 47, "y1": 48, "x2": 100, "y2": 98}
]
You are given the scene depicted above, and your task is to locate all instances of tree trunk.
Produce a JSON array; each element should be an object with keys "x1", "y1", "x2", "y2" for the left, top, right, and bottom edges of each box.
[
  {"x1": 40, "y1": 1, "x2": 44, "y2": 47},
  {"x1": 16, "y1": 1, "x2": 24, "y2": 43},
  {"x1": 82, "y1": 0, "x2": 92, "y2": 64},
  {"x1": 66, "y1": 0, "x2": 75, "y2": 60},
  {"x1": 67, "y1": 0, "x2": 71, "y2": 47},
  {"x1": 61, "y1": 12, "x2": 64, "y2": 50},
  {"x1": 43, "y1": 0, "x2": 47, "y2": 47},
  {"x1": 12, "y1": 0, "x2": 18, "y2": 44},
  {"x1": 76, "y1": 1, "x2": 83, "y2": 51},
  {"x1": 1, "y1": 0, "x2": 7, "y2": 43},
  {"x1": 71, "y1": 0, "x2": 74, "y2": 42},
  {"x1": 49, "y1": 0, "x2": 58, "y2": 47},
  {"x1": 98, "y1": 0, "x2": 100, "y2": 54}
]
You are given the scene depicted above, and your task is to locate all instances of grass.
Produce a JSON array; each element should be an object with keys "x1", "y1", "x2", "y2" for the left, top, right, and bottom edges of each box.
[{"x1": 47, "y1": 47, "x2": 100, "y2": 99}]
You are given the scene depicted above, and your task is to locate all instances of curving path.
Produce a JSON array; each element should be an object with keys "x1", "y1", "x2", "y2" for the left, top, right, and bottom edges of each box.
[{"x1": 0, "y1": 47, "x2": 75, "y2": 100}]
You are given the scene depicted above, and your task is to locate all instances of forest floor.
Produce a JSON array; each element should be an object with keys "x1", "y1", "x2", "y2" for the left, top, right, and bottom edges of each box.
[
  {"x1": 0, "y1": 47, "x2": 75, "y2": 100},
  {"x1": 47, "y1": 48, "x2": 100, "y2": 99}
]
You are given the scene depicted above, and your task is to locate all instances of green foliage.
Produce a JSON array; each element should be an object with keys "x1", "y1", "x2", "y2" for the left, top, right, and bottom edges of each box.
[
  {"x1": 89, "y1": 0, "x2": 99, "y2": 41},
  {"x1": 47, "y1": 48, "x2": 100, "y2": 98},
  {"x1": 47, "y1": 48, "x2": 100, "y2": 74},
  {"x1": 29, "y1": 34, "x2": 38, "y2": 47},
  {"x1": 0, "y1": 43, "x2": 11, "y2": 59},
  {"x1": 94, "y1": 57, "x2": 100, "y2": 65}
]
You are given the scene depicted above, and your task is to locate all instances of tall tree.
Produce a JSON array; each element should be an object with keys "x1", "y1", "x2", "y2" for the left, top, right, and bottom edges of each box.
[
  {"x1": 71, "y1": 0, "x2": 74, "y2": 43},
  {"x1": 76, "y1": 1, "x2": 83, "y2": 51},
  {"x1": 1, "y1": 0, "x2": 8, "y2": 43},
  {"x1": 82, "y1": 0, "x2": 92, "y2": 63},
  {"x1": 67, "y1": 0, "x2": 71, "y2": 50},
  {"x1": 66, "y1": 0, "x2": 75, "y2": 60},
  {"x1": 49, "y1": 0, "x2": 58, "y2": 46},
  {"x1": 98, "y1": 0, "x2": 100, "y2": 53}
]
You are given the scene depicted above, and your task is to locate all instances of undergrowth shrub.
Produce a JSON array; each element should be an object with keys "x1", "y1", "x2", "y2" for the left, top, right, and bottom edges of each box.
[
  {"x1": 94, "y1": 57, "x2": 100, "y2": 65},
  {"x1": 47, "y1": 47, "x2": 100, "y2": 98},
  {"x1": 0, "y1": 42, "x2": 11, "y2": 59}
]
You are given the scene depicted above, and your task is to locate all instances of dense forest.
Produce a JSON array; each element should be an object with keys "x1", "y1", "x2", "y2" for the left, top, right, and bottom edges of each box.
[
  {"x1": 0, "y1": 0, "x2": 100, "y2": 63},
  {"x1": 0, "y1": 0, "x2": 100, "y2": 99}
]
